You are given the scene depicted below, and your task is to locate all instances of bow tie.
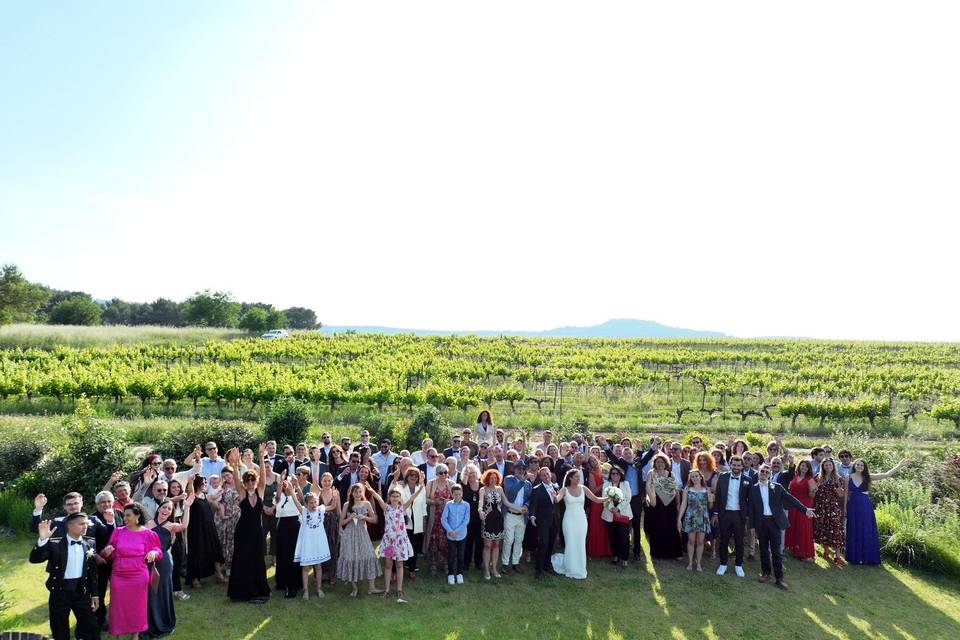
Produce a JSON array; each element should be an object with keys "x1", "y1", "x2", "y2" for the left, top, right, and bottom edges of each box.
[{"x1": 70, "y1": 540, "x2": 84, "y2": 546}]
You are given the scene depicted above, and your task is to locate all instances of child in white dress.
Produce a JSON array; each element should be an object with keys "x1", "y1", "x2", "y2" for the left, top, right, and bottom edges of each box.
[{"x1": 293, "y1": 491, "x2": 331, "y2": 600}]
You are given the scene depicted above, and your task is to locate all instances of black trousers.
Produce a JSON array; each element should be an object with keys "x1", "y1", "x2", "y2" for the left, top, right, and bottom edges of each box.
[
  {"x1": 630, "y1": 493, "x2": 645, "y2": 558},
  {"x1": 447, "y1": 539, "x2": 466, "y2": 576},
  {"x1": 534, "y1": 517, "x2": 555, "y2": 574},
  {"x1": 49, "y1": 585, "x2": 100, "y2": 640},
  {"x1": 262, "y1": 512, "x2": 278, "y2": 556},
  {"x1": 405, "y1": 530, "x2": 423, "y2": 572},
  {"x1": 757, "y1": 516, "x2": 784, "y2": 580},
  {"x1": 464, "y1": 519, "x2": 483, "y2": 569},
  {"x1": 606, "y1": 520, "x2": 631, "y2": 562},
  {"x1": 95, "y1": 565, "x2": 110, "y2": 628},
  {"x1": 718, "y1": 511, "x2": 745, "y2": 566}
]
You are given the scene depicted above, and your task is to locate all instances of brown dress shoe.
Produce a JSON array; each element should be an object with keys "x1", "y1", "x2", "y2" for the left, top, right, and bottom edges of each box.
[
  {"x1": 776, "y1": 580, "x2": 789, "y2": 590},
  {"x1": 758, "y1": 574, "x2": 770, "y2": 583},
  {"x1": 513, "y1": 565, "x2": 523, "y2": 574}
]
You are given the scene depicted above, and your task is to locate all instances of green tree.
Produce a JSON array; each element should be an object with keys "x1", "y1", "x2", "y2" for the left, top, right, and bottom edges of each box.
[
  {"x1": 182, "y1": 290, "x2": 241, "y2": 327},
  {"x1": 283, "y1": 307, "x2": 320, "y2": 329},
  {"x1": 239, "y1": 308, "x2": 270, "y2": 333},
  {"x1": 0, "y1": 264, "x2": 49, "y2": 325},
  {"x1": 48, "y1": 294, "x2": 103, "y2": 325}
]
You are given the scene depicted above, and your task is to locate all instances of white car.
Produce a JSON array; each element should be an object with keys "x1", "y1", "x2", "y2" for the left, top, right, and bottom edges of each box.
[{"x1": 260, "y1": 329, "x2": 290, "y2": 339}]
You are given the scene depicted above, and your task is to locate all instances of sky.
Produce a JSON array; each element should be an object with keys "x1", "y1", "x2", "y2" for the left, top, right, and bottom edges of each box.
[{"x1": 1, "y1": 1, "x2": 958, "y2": 341}]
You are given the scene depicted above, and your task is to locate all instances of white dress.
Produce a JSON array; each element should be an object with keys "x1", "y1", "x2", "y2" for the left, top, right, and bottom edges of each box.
[
  {"x1": 294, "y1": 506, "x2": 331, "y2": 566},
  {"x1": 552, "y1": 488, "x2": 588, "y2": 579}
]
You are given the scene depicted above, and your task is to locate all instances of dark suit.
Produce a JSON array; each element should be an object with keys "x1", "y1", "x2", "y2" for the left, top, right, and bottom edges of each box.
[
  {"x1": 529, "y1": 483, "x2": 557, "y2": 575},
  {"x1": 32, "y1": 513, "x2": 70, "y2": 536},
  {"x1": 483, "y1": 459, "x2": 513, "y2": 477},
  {"x1": 604, "y1": 445, "x2": 656, "y2": 559},
  {"x1": 88, "y1": 510, "x2": 120, "y2": 627},
  {"x1": 711, "y1": 472, "x2": 752, "y2": 566},
  {"x1": 334, "y1": 465, "x2": 361, "y2": 504},
  {"x1": 748, "y1": 481, "x2": 809, "y2": 580},
  {"x1": 669, "y1": 457, "x2": 692, "y2": 487},
  {"x1": 29, "y1": 535, "x2": 100, "y2": 640}
]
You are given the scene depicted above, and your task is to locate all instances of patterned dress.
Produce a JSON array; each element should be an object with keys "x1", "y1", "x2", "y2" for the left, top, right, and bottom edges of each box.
[
  {"x1": 682, "y1": 490, "x2": 711, "y2": 534},
  {"x1": 481, "y1": 488, "x2": 505, "y2": 541},
  {"x1": 215, "y1": 487, "x2": 240, "y2": 571},
  {"x1": 428, "y1": 482, "x2": 453, "y2": 562},
  {"x1": 320, "y1": 491, "x2": 340, "y2": 577},
  {"x1": 813, "y1": 477, "x2": 845, "y2": 548},
  {"x1": 336, "y1": 505, "x2": 382, "y2": 582},
  {"x1": 379, "y1": 504, "x2": 415, "y2": 561}
]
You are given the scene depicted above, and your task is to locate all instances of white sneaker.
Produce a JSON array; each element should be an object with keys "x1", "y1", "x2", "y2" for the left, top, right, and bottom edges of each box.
[
  {"x1": 734, "y1": 565, "x2": 745, "y2": 577},
  {"x1": 456, "y1": 574, "x2": 464, "y2": 584},
  {"x1": 716, "y1": 565, "x2": 727, "y2": 576},
  {"x1": 447, "y1": 575, "x2": 455, "y2": 585}
]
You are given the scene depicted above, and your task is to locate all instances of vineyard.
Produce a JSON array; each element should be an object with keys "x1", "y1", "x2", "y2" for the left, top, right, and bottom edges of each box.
[{"x1": 1, "y1": 334, "x2": 960, "y2": 435}]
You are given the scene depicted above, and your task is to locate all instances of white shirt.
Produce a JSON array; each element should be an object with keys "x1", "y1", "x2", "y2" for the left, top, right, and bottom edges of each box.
[
  {"x1": 726, "y1": 475, "x2": 743, "y2": 511},
  {"x1": 275, "y1": 493, "x2": 300, "y2": 518},
  {"x1": 371, "y1": 451, "x2": 398, "y2": 486},
  {"x1": 38, "y1": 535, "x2": 86, "y2": 579},
  {"x1": 758, "y1": 482, "x2": 773, "y2": 516},
  {"x1": 411, "y1": 451, "x2": 427, "y2": 466},
  {"x1": 514, "y1": 485, "x2": 525, "y2": 512},
  {"x1": 671, "y1": 461, "x2": 683, "y2": 489},
  {"x1": 423, "y1": 463, "x2": 438, "y2": 482}
]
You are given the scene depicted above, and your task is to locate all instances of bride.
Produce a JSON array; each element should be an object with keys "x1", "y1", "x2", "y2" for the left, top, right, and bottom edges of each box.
[{"x1": 552, "y1": 468, "x2": 607, "y2": 579}]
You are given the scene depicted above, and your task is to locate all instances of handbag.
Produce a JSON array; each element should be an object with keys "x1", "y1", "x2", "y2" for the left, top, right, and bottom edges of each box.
[
  {"x1": 613, "y1": 513, "x2": 631, "y2": 525},
  {"x1": 149, "y1": 562, "x2": 161, "y2": 593}
]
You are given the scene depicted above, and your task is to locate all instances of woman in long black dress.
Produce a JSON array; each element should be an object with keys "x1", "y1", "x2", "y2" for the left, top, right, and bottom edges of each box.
[
  {"x1": 147, "y1": 496, "x2": 194, "y2": 637},
  {"x1": 460, "y1": 464, "x2": 484, "y2": 571},
  {"x1": 226, "y1": 445, "x2": 271, "y2": 603},
  {"x1": 186, "y1": 475, "x2": 224, "y2": 587},
  {"x1": 644, "y1": 454, "x2": 683, "y2": 560}
]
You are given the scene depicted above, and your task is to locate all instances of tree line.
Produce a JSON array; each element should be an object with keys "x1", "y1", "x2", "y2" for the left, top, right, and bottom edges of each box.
[{"x1": 0, "y1": 264, "x2": 319, "y2": 332}]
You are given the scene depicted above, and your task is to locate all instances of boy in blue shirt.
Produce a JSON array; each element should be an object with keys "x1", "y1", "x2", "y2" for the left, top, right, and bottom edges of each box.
[{"x1": 441, "y1": 483, "x2": 470, "y2": 585}]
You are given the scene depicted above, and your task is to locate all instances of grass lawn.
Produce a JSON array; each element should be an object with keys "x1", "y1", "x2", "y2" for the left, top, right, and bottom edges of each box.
[{"x1": 1, "y1": 536, "x2": 958, "y2": 640}]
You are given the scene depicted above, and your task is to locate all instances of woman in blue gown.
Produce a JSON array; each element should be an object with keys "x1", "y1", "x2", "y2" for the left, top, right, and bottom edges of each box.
[{"x1": 845, "y1": 458, "x2": 908, "y2": 565}]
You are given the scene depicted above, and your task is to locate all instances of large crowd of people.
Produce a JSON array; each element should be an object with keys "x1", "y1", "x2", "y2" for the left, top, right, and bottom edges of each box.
[{"x1": 28, "y1": 409, "x2": 908, "y2": 639}]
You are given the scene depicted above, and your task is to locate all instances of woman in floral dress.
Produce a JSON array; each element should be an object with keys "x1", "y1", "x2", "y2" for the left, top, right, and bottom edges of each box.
[
  {"x1": 813, "y1": 458, "x2": 847, "y2": 565},
  {"x1": 425, "y1": 468, "x2": 454, "y2": 575},
  {"x1": 213, "y1": 468, "x2": 241, "y2": 577}
]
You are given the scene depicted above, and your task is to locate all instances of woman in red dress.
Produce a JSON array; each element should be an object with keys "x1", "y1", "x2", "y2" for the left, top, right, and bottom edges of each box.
[
  {"x1": 785, "y1": 459, "x2": 817, "y2": 560},
  {"x1": 586, "y1": 455, "x2": 612, "y2": 558}
]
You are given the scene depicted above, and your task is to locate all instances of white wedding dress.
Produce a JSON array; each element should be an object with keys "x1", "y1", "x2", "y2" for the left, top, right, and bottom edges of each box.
[{"x1": 551, "y1": 488, "x2": 588, "y2": 579}]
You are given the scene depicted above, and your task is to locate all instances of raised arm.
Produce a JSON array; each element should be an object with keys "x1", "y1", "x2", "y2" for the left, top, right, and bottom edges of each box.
[
  {"x1": 184, "y1": 445, "x2": 202, "y2": 467},
  {"x1": 257, "y1": 444, "x2": 267, "y2": 496},
  {"x1": 368, "y1": 488, "x2": 387, "y2": 511},
  {"x1": 167, "y1": 495, "x2": 195, "y2": 533},
  {"x1": 872, "y1": 459, "x2": 909, "y2": 481}
]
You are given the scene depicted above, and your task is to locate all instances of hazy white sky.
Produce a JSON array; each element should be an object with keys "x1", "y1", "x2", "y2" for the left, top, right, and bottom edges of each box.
[{"x1": 2, "y1": 2, "x2": 958, "y2": 340}]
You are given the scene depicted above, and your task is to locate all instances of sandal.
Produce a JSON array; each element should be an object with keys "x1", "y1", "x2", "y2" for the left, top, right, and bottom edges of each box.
[
  {"x1": 349, "y1": 587, "x2": 358, "y2": 598},
  {"x1": 316, "y1": 589, "x2": 325, "y2": 599},
  {"x1": 834, "y1": 556, "x2": 846, "y2": 567},
  {"x1": 380, "y1": 590, "x2": 389, "y2": 599},
  {"x1": 174, "y1": 591, "x2": 190, "y2": 601}
]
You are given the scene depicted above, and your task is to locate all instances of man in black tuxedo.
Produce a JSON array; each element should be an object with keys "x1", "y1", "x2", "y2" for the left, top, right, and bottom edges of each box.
[
  {"x1": 711, "y1": 455, "x2": 752, "y2": 577},
  {"x1": 30, "y1": 512, "x2": 101, "y2": 640},
  {"x1": 32, "y1": 491, "x2": 84, "y2": 537},
  {"x1": 528, "y1": 466, "x2": 559, "y2": 578},
  {"x1": 318, "y1": 433, "x2": 334, "y2": 464},
  {"x1": 749, "y1": 464, "x2": 815, "y2": 589},
  {"x1": 442, "y1": 434, "x2": 463, "y2": 459}
]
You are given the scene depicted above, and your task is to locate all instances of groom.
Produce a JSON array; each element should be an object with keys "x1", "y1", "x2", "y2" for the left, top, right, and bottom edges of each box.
[
  {"x1": 30, "y1": 513, "x2": 101, "y2": 640},
  {"x1": 749, "y1": 464, "x2": 815, "y2": 590},
  {"x1": 529, "y1": 466, "x2": 558, "y2": 579}
]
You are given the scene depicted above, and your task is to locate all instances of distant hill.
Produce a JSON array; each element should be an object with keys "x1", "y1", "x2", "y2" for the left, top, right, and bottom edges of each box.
[{"x1": 320, "y1": 318, "x2": 726, "y2": 339}]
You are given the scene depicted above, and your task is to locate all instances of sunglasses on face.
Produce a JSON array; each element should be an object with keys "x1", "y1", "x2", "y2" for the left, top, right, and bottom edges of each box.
[{"x1": 206, "y1": 447, "x2": 217, "y2": 452}]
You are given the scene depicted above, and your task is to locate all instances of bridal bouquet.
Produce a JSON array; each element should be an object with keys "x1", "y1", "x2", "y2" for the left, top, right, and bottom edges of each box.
[
  {"x1": 604, "y1": 485, "x2": 624, "y2": 507},
  {"x1": 604, "y1": 486, "x2": 630, "y2": 524}
]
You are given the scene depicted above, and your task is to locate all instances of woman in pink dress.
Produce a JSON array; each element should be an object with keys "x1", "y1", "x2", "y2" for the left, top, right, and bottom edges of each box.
[{"x1": 101, "y1": 502, "x2": 163, "y2": 639}]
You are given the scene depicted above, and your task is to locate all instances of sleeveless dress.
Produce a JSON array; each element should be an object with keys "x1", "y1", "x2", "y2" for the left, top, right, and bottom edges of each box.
[
  {"x1": 337, "y1": 505, "x2": 383, "y2": 582},
  {"x1": 294, "y1": 507, "x2": 331, "y2": 566},
  {"x1": 481, "y1": 489, "x2": 505, "y2": 540},
  {"x1": 786, "y1": 476, "x2": 815, "y2": 559},
  {"x1": 813, "y1": 478, "x2": 845, "y2": 548},
  {"x1": 107, "y1": 527, "x2": 162, "y2": 635},
  {"x1": 429, "y1": 482, "x2": 453, "y2": 561},
  {"x1": 185, "y1": 495, "x2": 222, "y2": 582},
  {"x1": 227, "y1": 492, "x2": 271, "y2": 601},
  {"x1": 682, "y1": 490, "x2": 711, "y2": 533},
  {"x1": 845, "y1": 478, "x2": 881, "y2": 564},
  {"x1": 587, "y1": 471, "x2": 613, "y2": 557},
  {"x1": 215, "y1": 487, "x2": 241, "y2": 571},
  {"x1": 147, "y1": 525, "x2": 176, "y2": 637},
  {"x1": 553, "y1": 489, "x2": 588, "y2": 579},
  {"x1": 647, "y1": 476, "x2": 683, "y2": 559},
  {"x1": 379, "y1": 504, "x2": 415, "y2": 561}
]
